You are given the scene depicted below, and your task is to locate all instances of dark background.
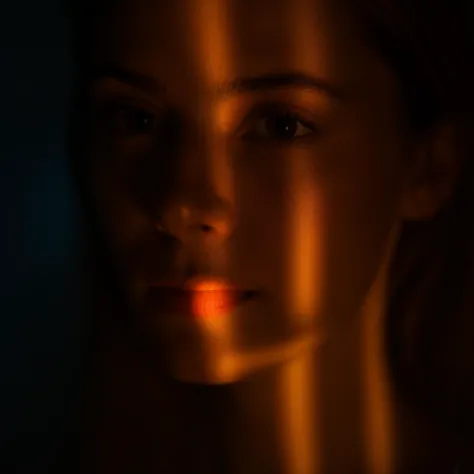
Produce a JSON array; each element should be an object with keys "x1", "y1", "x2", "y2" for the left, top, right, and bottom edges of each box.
[
  {"x1": 1, "y1": 3, "x2": 82, "y2": 473},
  {"x1": 2, "y1": 2, "x2": 473, "y2": 474}
]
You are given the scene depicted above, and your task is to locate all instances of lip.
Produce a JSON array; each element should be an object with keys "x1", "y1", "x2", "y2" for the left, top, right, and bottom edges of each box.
[{"x1": 147, "y1": 278, "x2": 260, "y2": 317}]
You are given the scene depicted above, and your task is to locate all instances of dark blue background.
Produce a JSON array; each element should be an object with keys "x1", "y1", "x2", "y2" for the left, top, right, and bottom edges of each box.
[{"x1": 1, "y1": 3, "x2": 82, "y2": 473}]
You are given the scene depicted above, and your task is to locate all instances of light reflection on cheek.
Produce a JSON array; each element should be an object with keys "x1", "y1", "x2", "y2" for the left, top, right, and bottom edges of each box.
[{"x1": 284, "y1": 150, "x2": 324, "y2": 328}]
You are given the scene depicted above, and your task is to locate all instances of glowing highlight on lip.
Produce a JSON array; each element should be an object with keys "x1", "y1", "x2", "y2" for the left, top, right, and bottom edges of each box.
[{"x1": 186, "y1": 278, "x2": 236, "y2": 318}]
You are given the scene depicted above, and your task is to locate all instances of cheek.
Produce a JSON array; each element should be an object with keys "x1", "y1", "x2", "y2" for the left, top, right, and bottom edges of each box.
[
  {"x1": 320, "y1": 159, "x2": 402, "y2": 320},
  {"x1": 233, "y1": 135, "x2": 405, "y2": 321},
  {"x1": 232, "y1": 150, "x2": 289, "y2": 285},
  {"x1": 314, "y1": 112, "x2": 408, "y2": 318},
  {"x1": 86, "y1": 149, "x2": 152, "y2": 277}
]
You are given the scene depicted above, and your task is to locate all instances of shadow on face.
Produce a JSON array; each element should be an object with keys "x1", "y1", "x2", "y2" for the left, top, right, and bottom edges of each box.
[{"x1": 78, "y1": 0, "x2": 454, "y2": 384}]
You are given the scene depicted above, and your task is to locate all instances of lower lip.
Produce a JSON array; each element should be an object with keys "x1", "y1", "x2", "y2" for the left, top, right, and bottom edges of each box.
[{"x1": 147, "y1": 286, "x2": 259, "y2": 318}]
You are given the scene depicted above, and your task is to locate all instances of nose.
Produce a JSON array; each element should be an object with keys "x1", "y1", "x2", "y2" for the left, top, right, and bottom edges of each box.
[
  {"x1": 151, "y1": 122, "x2": 235, "y2": 244},
  {"x1": 157, "y1": 187, "x2": 234, "y2": 244}
]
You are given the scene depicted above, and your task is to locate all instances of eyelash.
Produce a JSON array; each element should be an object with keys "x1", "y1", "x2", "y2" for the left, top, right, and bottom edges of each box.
[
  {"x1": 94, "y1": 100, "x2": 319, "y2": 145},
  {"x1": 95, "y1": 101, "x2": 163, "y2": 138},
  {"x1": 237, "y1": 104, "x2": 318, "y2": 144}
]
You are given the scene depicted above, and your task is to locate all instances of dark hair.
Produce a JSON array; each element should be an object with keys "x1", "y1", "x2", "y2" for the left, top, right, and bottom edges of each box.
[
  {"x1": 65, "y1": 0, "x2": 474, "y2": 449},
  {"x1": 352, "y1": 0, "x2": 474, "y2": 444}
]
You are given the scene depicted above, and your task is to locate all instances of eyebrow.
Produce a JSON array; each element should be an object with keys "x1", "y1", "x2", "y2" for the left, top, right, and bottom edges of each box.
[
  {"x1": 89, "y1": 65, "x2": 164, "y2": 95},
  {"x1": 89, "y1": 65, "x2": 342, "y2": 100},
  {"x1": 219, "y1": 72, "x2": 342, "y2": 99}
]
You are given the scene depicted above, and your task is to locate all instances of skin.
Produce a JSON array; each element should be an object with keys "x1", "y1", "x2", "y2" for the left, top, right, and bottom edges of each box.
[
  {"x1": 85, "y1": 0, "x2": 414, "y2": 352},
  {"x1": 79, "y1": 0, "x2": 460, "y2": 472}
]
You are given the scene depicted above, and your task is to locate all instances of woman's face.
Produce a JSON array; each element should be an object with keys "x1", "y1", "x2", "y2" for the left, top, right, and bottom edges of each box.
[{"x1": 82, "y1": 0, "x2": 422, "y2": 381}]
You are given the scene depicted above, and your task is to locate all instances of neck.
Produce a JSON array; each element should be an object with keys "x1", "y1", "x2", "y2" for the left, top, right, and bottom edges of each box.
[
  {"x1": 218, "y1": 261, "x2": 458, "y2": 474},
  {"x1": 217, "y1": 256, "x2": 391, "y2": 474},
  {"x1": 90, "y1": 246, "x2": 460, "y2": 474}
]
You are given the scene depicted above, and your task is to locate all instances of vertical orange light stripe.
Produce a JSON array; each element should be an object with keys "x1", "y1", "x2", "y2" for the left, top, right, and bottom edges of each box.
[
  {"x1": 189, "y1": 0, "x2": 233, "y2": 86},
  {"x1": 187, "y1": 0, "x2": 237, "y2": 383},
  {"x1": 278, "y1": 1, "x2": 324, "y2": 471},
  {"x1": 279, "y1": 352, "x2": 318, "y2": 474},
  {"x1": 187, "y1": 0, "x2": 236, "y2": 278},
  {"x1": 187, "y1": 280, "x2": 236, "y2": 381},
  {"x1": 285, "y1": 153, "x2": 321, "y2": 325},
  {"x1": 285, "y1": 0, "x2": 322, "y2": 327},
  {"x1": 278, "y1": 150, "x2": 321, "y2": 473},
  {"x1": 280, "y1": 106, "x2": 322, "y2": 473},
  {"x1": 362, "y1": 234, "x2": 399, "y2": 474}
]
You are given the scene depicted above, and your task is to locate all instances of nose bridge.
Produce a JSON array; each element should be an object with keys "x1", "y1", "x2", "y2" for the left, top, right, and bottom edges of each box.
[
  {"x1": 159, "y1": 131, "x2": 235, "y2": 241},
  {"x1": 154, "y1": 0, "x2": 236, "y2": 244}
]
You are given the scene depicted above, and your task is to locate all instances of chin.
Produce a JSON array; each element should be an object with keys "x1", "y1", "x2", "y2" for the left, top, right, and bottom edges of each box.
[
  {"x1": 128, "y1": 281, "x2": 322, "y2": 384},
  {"x1": 140, "y1": 309, "x2": 322, "y2": 385}
]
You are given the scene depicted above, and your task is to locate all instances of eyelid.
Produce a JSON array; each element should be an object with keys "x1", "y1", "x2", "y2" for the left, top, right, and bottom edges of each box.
[
  {"x1": 89, "y1": 99, "x2": 165, "y2": 141},
  {"x1": 234, "y1": 101, "x2": 319, "y2": 138},
  {"x1": 95, "y1": 96, "x2": 166, "y2": 124}
]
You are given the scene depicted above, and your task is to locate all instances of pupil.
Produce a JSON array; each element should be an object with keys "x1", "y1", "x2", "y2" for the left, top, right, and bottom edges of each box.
[
  {"x1": 128, "y1": 110, "x2": 152, "y2": 133},
  {"x1": 269, "y1": 113, "x2": 297, "y2": 138},
  {"x1": 137, "y1": 112, "x2": 151, "y2": 131}
]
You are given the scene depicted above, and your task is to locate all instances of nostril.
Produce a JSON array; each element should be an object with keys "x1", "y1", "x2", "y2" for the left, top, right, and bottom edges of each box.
[{"x1": 200, "y1": 224, "x2": 214, "y2": 233}]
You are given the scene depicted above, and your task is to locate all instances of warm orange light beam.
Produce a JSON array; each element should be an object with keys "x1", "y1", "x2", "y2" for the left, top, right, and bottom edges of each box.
[
  {"x1": 362, "y1": 231, "x2": 399, "y2": 474},
  {"x1": 187, "y1": 0, "x2": 236, "y2": 279},
  {"x1": 188, "y1": 279, "x2": 235, "y2": 319},
  {"x1": 277, "y1": 1, "x2": 326, "y2": 471},
  {"x1": 280, "y1": 115, "x2": 322, "y2": 474}
]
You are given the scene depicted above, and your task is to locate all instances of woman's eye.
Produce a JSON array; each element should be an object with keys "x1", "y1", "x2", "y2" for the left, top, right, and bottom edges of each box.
[
  {"x1": 99, "y1": 104, "x2": 158, "y2": 136},
  {"x1": 244, "y1": 112, "x2": 315, "y2": 142}
]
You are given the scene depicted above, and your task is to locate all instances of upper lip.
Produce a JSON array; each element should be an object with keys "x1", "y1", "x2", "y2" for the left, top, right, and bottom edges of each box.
[
  {"x1": 147, "y1": 278, "x2": 262, "y2": 316},
  {"x1": 151, "y1": 274, "x2": 236, "y2": 290},
  {"x1": 149, "y1": 276, "x2": 261, "y2": 298}
]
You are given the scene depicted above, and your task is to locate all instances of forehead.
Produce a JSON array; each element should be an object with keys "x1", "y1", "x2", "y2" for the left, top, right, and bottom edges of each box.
[{"x1": 91, "y1": 0, "x2": 375, "y2": 94}]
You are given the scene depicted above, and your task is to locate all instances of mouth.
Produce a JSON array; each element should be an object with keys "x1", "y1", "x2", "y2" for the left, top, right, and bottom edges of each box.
[{"x1": 147, "y1": 278, "x2": 261, "y2": 318}]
